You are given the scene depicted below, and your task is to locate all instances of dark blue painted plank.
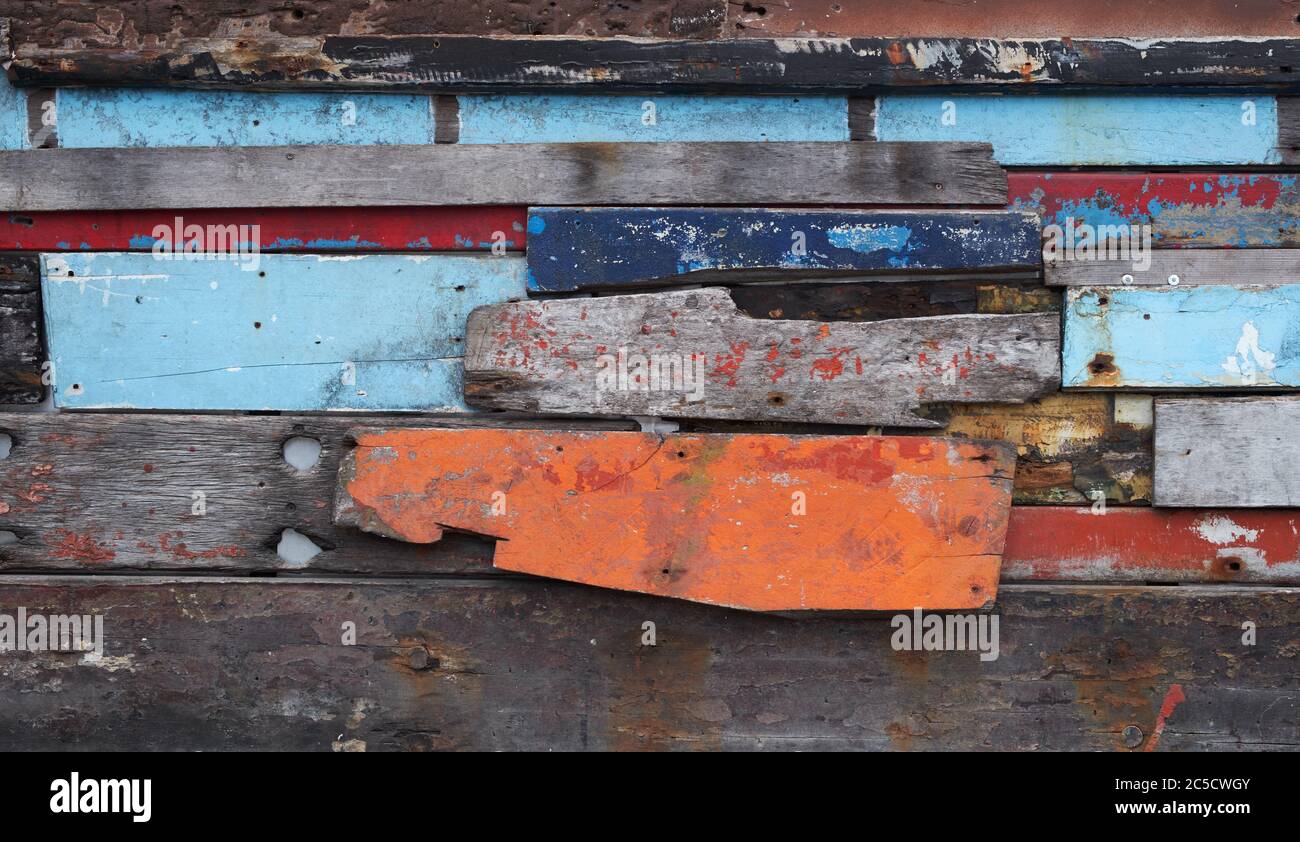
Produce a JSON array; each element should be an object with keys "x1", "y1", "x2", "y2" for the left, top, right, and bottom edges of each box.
[{"x1": 525, "y1": 208, "x2": 1042, "y2": 291}]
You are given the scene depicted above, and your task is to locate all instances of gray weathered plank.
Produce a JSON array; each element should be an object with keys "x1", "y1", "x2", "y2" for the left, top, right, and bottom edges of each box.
[
  {"x1": 1046, "y1": 251, "x2": 1300, "y2": 287},
  {"x1": 0, "y1": 253, "x2": 42, "y2": 404},
  {"x1": 0, "y1": 576, "x2": 1293, "y2": 751},
  {"x1": 0, "y1": 413, "x2": 633, "y2": 573},
  {"x1": 1155, "y1": 396, "x2": 1300, "y2": 506},
  {"x1": 464, "y1": 288, "x2": 1060, "y2": 427},
  {"x1": 0, "y1": 142, "x2": 1006, "y2": 211}
]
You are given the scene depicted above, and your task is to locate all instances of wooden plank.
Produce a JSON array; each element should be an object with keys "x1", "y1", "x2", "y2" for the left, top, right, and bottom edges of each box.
[
  {"x1": 0, "y1": 207, "x2": 527, "y2": 252},
  {"x1": 876, "y1": 94, "x2": 1284, "y2": 166},
  {"x1": 1008, "y1": 172, "x2": 1300, "y2": 248},
  {"x1": 0, "y1": 73, "x2": 21, "y2": 150},
  {"x1": 41, "y1": 253, "x2": 526, "y2": 411},
  {"x1": 1064, "y1": 285, "x2": 1300, "y2": 389},
  {"x1": 1004, "y1": 507, "x2": 1300, "y2": 583},
  {"x1": 1046, "y1": 250, "x2": 1300, "y2": 287},
  {"x1": 11, "y1": 34, "x2": 1300, "y2": 92},
  {"x1": 53, "y1": 87, "x2": 436, "y2": 147},
  {"x1": 458, "y1": 94, "x2": 848, "y2": 143},
  {"x1": 930, "y1": 394, "x2": 1152, "y2": 505},
  {"x1": 0, "y1": 412, "x2": 634, "y2": 573},
  {"x1": 336, "y1": 428, "x2": 1014, "y2": 612},
  {"x1": 730, "y1": 0, "x2": 1300, "y2": 38},
  {"x1": 525, "y1": 208, "x2": 1041, "y2": 292},
  {"x1": 0, "y1": 577, "x2": 1293, "y2": 750},
  {"x1": 726, "y1": 281, "x2": 1059, "y2": 324},
  {"x1": 0, "y1": 142, "x2": 1006, "y2": 211},
  {"x1": 1154, "y1": 396, "x2": 1300, "y2": 506},
  {"x1": 463, "y1": 288, "x2": 1060, "y2": 427},
  {"x1": 0, "y1": 253, "x2": 42, "y2": 403}
]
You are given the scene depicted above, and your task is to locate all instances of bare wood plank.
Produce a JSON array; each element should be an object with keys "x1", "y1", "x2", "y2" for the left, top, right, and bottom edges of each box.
[
  {"x1": 10, "y1": 34, "x2": 1300, "y2": 92},
  {"x1": 0, "y1": 413, "x2": 634, "y2": 573},
  {"x1": 1155, "y1": 396, "x2": 1300, "y2": 507},
  {"x1": 464, "y1": 288, "x2": 1060, "y2": 427},
  {"x1": 0, "y1": 577, "x2": 1293, "y2": 750},
  {"x1": 1005, "y1": 506, "x2": 1300, "y2": 583},
  {"x1": 336, "y1": 427, "x2": 1014, "y2": 612},
  {"x1": 0, "y1": 253, "x2": 42, "y2": 404},
  {"x1": 0, "y1": 142, "x2": 1006, "y2": 211},
  {"x1": 1046, "y1": 251, "x2": 1300, "y2": 287}
]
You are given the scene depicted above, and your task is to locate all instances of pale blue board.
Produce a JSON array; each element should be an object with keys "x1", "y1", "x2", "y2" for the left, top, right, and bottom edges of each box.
[
  {"x1": 1063, "y1": 285, "x2": 1300, "y2": 388},
  {"x1": 0, "y1": 75, "x2": 26, "y2": 150},
  {"x1": 41, "y1": 253, "x2": 526, "y2": 410},
  {"x1": 877, "y1": 95, "x2": 1280, "y2": 166},
  {"x1": 458, "y1": 94, "x2": 848, "y2": 143},
  {"x1": 56, "y1": 88, "x2": 435, "y2": 148}
]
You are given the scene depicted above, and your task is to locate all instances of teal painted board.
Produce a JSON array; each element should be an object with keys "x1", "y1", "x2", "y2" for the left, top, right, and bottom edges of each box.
[
  {"x1": 1064, "y1": 284, "x2": 1300, "y2": 388},
  {"x1": 0, "y1": 75, "x2": 25, "y2": 150},
  {"x1": 56, "y1": 88, "x2": 435, "y2": 147},
  {"x1": 41, "y1": 253, "x2": 526, "y2": 411},
  {"x1": 877, "y1": 95, "x2": 1280, "y2": 165},
  {"x1": 458, "y1": 94, "x2": 848, "y2": 143}
]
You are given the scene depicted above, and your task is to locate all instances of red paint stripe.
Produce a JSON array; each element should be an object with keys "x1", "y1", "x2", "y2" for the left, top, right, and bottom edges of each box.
[
  {"x1": 0, "y1": 207, "x2": 528, "y2": 252},
  {"x1": 1003, "y1": 507, "x2": 1300, "y2": 583},
  {"x1": 1143, "y1": 684, "x2": 1186, "y2": 752}
]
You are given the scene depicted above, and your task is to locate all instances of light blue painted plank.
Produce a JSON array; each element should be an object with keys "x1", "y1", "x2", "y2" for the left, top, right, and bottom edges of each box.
[
  {"x1": 1063, "y1": 285, "x2": 1300, "y2": 388},
  {"x1": 878, "y1": 95, "x2": 1279, "y2": 166},
  {"x1": 41, "y1": 253, "x2": 526, "y2": 410},
  {"x1": 56, "y1": 88, "x2": 435, "y2": 148},
  {"x1": 458, "y1": 94, "x2": 848, "y2": 143},
  {"x1": 0, "y1": 75, "x2": 26, "y2": 150}
]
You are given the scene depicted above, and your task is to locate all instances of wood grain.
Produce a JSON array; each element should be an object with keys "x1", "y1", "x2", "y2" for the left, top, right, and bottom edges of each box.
[
  {"x1": 10, "y1": 34, "x2": 1300, "y2": 92},
  {"x1": 1005, "y1": 506, "x2": 1300, "y2": 583},
  {"x1": 0, "y1": 253, "x2": 42, "y2": 404},
  {"x1": 1046, "y1": 251, "x2": 1300, "y2": 287},
  {"x1": 464, "y1": 288, "x2": 1060, "y2": 427},
  {"x1": 525, "y1": 208, "x2": 1042, "y2": 292},
  {"x1": 0, "y1": 412, "x2": 633, "y2": 574},
  {"x1": 1154, "y1": 396, "x2": 1300, "y2": 507},
  {"x1": 0, "y1": 142, "x2": 1006, "y2": 211},
  {"x1": 1064, "y1": 285, "x2": 1300, "y2": 389},
  {"x1": 0, "y1": 576, "x2": 1293, "y2": 750},
  {"x1": 41, "y1": 252, "x2": 526, "y2": 411},
  {"x1": 336, "y1": 427, "x2": 1014, "y2": 612}
]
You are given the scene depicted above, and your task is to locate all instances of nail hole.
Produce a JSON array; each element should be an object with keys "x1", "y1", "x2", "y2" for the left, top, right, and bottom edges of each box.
[
  {"x1": 276, "y1": 528, "x2": 322, "y2": 567},
  {"x1": 254, "y1": 321, "x2": 262, "y2": 329},
  {"x1": 282, "y1": 436, "x2": 322, "y2": 471}
]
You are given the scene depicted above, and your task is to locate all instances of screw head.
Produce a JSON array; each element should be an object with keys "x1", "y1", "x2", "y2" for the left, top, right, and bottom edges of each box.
[
  {"x1": 1168, "y1": 274, "x2": 1180, "y2": 286},
  {"x1": 408, "y1": 647, "x2": 430, "y2": 670},
  {"x1": 1122, "y1": 724, "x2": 1144, "y2": 748},
  {"x1": 1121, "y1": 273, "x2": 1134, "y2": 285}
]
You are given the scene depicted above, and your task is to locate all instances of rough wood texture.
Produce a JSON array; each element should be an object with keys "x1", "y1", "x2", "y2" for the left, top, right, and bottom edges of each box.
[
  {"x1": 928, "y1": 394, "x2": 1152, "y2": 505},
  {"x1": 0, "y1": 206, "x2": 527, "y2": 252},
  {"x1": 1047, "y1": 251, "x2": 1300, "y2": 287},
  {"x1": 727, "y1": 281, "x2": 1059, "y2": 324},
  {"x1": 41, "y1": 253, "x2": 527, "y2": 411},
  {"x1": 0, "y1": 413, "x2": 633, "y2": 574},
  {"x1": 337, "y1": 428, "x2": 1014, "y2": 612},
  {"x1": 0, "y1": 253, "x2": 42, "y2": 404},
  {"x1": 464, "y1": 288, "x2": 1060, "y2": 427},
  {"x1": 1005, "y1": 507, "x2": 1300, "y2": 584},
  {"x1": 879, "y1": 94, "x2": 1287, "y2": 166},
  {"x1": 1009, "y1": 172, "x2": 1300, "y2": 248},
  {"x1": 11, "y1": 34, "x2": 1300, "y2": 92},
  {"x1": 525, "y1": 208, "x2": 1041, "y2": 291},
  {"x1": 0, "y1": 142, "x2": 1006, "y2": 211},
  {"x1": 1155, "y1": 396, "x2": 1300, "y2": 507},
  {"x1": 1064, "y1": 285, "x2": 1300, "y2": 389},
  {"x1": 0, "y1": 577, "x2": 1294, "y2": 750}
]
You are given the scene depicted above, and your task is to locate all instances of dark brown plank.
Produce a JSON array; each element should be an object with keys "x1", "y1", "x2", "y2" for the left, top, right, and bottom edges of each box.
[
  {"x1": 0, "y1": 577, "x2": 1292, "y2": 750},
  {"x1": 0, "y1": 254, "x2": 43, "y2": 405},
  {"x1": 0, "y1": 413, "x2": 633, "y2": 574},
  {"x1": 0, "y1": 142, "x2": 1006, "y2": 210}
]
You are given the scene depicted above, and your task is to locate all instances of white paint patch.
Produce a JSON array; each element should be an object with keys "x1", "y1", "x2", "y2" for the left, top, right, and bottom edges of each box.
[
  {"x1": 1113, "y1": 394, "x2": 1153, "y2": 427},
  {"x1": 1221, "y1": 320, "x2": 1277, "y2": 383},
  {"x1": 78, "y1": 652, "x2": 136, "y2": 672},
  {"x1": 1194, "y1": 515, "x2": 1260, "y2": 545},
  {"x1": 277, "y1": 528, "x2": 323, "y2": 567}
]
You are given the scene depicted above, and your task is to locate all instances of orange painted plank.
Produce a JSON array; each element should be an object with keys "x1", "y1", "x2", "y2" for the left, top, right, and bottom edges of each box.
[
  {"x1": 1003, "y1": 507, "x2": 1300, "y2": 583},
  {"x1": 335, "y1": 428, "x2": 1015, "y2": 612}
]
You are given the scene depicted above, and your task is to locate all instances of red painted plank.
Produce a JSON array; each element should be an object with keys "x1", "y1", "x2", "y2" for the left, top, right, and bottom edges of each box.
[
  {"x1": 1008, "y1": 172, "x2": 1300, "y2": 248},
  {"x1": 1003, "y1": 507, "x2": 1300, "y2": 583},
  {"x1": 336, "y1": 428, "x2": 1015, "y2": 612},
  {"x1": 0, "y1": 207, "x2": 527, "y2": 252}
]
